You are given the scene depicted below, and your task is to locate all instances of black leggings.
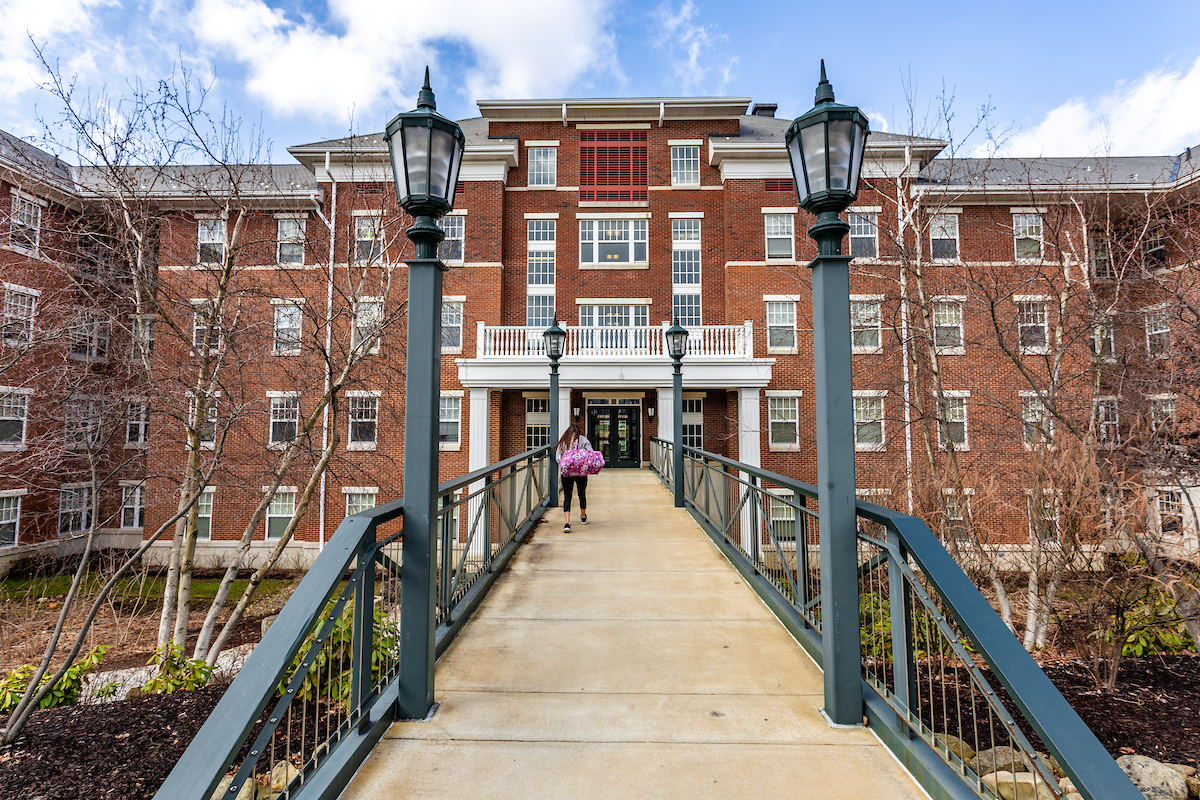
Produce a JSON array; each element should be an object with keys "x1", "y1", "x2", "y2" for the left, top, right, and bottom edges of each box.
[{"x1": 562, "y1": 476, "x2": 588, "y2": 513}]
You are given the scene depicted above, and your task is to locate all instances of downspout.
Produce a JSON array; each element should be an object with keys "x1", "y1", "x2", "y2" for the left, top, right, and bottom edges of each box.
[
  {"x1": 319, "y1": 151, "x2": 337, "y2": 549},
  {"x1": 899, "y1": 145, "x2": 914, "y2": 514}
]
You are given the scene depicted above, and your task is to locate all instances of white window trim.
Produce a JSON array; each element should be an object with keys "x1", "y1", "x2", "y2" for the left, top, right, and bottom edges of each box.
[
  {"x1": 0, "y1": 385, "x2": 33, "y2": 451},
  {"x1": 353, "y1": 297, "x2": 383, "y2": 355},
  {"x1": 124, "y1": 397, "x2": 150, "y2": 450},
  {"x1": 119, "y1": 481, "x2": 146, "y2": 530},
  {"x1": 850, "y1": 295, "x2": 884, "y2": 355},
  {"x1": 276, "y1": 216, "x2": 306, "y2": 266},
  {"x1": 271, "y1": 298, "x2": 304, "y2": 355},
  {"x1": 765, "y1": 299, "x2": 798, "y2": 355},
  {"x1": 767, "y1": 393, "x2": 802, "y2": 452},
  {"x1": 1143, "y1": 304, "x2": 1171, "y2": 357},
  {"x1": 929, "y1": 212, "x2": 961, "y2": 262},
  {"x1": 3, "y1": 282, "x2": 40, "y2": 346},
  {"x1": 268, "y1": 393, "x2": 301, "y2": 449},
  {"x1": 1015, "y1": 296, "x2": 1051, "y2": 356},
  {"x1": 526, "y1": 143, "x2": 558, "y2": 189},
  {"x1": 0, "y1": 487, "x2": 27, "y2": 548},
  {"x1": 1019, "y1": 389, "x2": 1053, "y2": 449},
  {"x1": 931, "y1": 295, "x2": 966, "y2": 355},
  {"x1": 1025, "y1": 488, "x2": 1060, "y2": 542},
  {"x1": 763, "y1": 212, "x2": 795, "y2": 261},
  {"x1": 187, "y1": 390, "x2": 220, "y2": 450},
  {"x1": 670, "y1": 144, "x2": 701, "y2": 187},
  {"x1": 441, "y1": 297, "x2": 465, "y2": 355},
  {"x1": 1012, "y1": 212, "x2": 1044, "y2": 262},
  {"x1": 347, "y1": 391, "x2": 380, "y2": 451},
  {"x1": 853, "y1": 390, "x2": 887, "y2": 452},
  {"x1": 439, "y1": 391, "x2": 463, "y2": 452},
  {"x1": 937, "y1": 390, "x2": 970, "y2": 451}
]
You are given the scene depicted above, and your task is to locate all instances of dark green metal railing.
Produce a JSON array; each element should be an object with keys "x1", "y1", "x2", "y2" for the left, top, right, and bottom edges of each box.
[
  {"x1": 650, "y1": 437, "x2": 1140, "y2": 800},
  {"x1": 155, "y1": 446, "x2": 551, "y2": 800}
]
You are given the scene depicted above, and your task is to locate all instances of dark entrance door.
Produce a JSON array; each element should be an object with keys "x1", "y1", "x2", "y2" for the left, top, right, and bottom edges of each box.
[{"x1": 587, "y1": 405, "x2": 641, "y2": 468}]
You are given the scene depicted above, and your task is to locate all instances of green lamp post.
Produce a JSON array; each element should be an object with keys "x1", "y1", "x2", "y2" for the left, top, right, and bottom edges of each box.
[
  {"x1": 543, "y1": 319, "x2": 567, "y2": 507},
  {"x1": 665, "y1": 320, "x2": 689, "y2": 507}
]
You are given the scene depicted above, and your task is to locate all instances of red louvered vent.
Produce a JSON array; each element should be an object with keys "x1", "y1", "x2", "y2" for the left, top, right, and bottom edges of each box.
[
  {"x1": 580, "y1": 130, "x2": 648, "y2": 202},
  {"x1": 765, "y1": 179, "x2": 795, "y2": 192}
]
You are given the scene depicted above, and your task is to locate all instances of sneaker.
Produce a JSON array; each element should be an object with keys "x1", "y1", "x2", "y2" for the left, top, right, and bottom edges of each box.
[
  {"x1": 563, "y1": 523, "x2": 571, "y2": 532},
  {"x1": 580, "y1": 513, "x2": 588, "y2": 524}
]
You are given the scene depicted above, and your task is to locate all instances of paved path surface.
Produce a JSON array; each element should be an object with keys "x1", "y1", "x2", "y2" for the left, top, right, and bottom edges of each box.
[{"x1": 343, "y1": 468, "x2": 926, "y2": 800}]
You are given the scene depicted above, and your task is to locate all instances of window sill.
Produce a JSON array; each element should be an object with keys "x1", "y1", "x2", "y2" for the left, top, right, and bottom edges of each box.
[
  {"x1": 526, "y1": 184, "x2": 557, "y2": 190},
  {"x1": 851, "y1": 347, "x2": 883, "y2": 356},
  {"x1": 441, "y1": 346, "x2": 463, "y2": 355},
  {"x1": 347, "y1": 442, "x2": 377, "y2": 451},
  {"x1": 765, "y1": 256, "x2": 796, "y2": 263},
  {"x1": 768, "y1": 443, "x2": 801, "y2": 452},
  {"x1": 1, "y1": 243, "x2": 41, "y2": 259},
  {"x1": 855, "y1": 444, "x2": 886, "y2": 452},
  {"x1": 68, "y1": 354, "x2": 109, "y2": 364},
  {"x1": 124, "y1": 442, "x2": 149, "y2": 450},
  {"x1": 767, "y1": 347, "x2": 798, "y2": 355},
  {"x1": 272, "y1": 349, "x2": 302, "y2": 357},
  {"x1": 940, "y1": 445, "x2": 970, "y2": 452},
  {"x1": 935, "y1": 346, "x2": 966, "y2": 356},
  {"x1": 670, "y1": 182, "x2": 701, "y2": 189},
  {"x1": 439, "y1": 442, "x2": 461, "y2": 451},
  {"x1": 579, "y1": 264, "x2": 649, "y2": 270},
  {"x1": 1020, "y1": 348, "x2": 1051, "y2": 356}
]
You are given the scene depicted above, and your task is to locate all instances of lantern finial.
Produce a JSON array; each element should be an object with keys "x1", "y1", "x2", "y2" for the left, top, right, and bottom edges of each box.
[
  {"x1": 815, "y1": 60, "x2": 835, "y2": 105},
  {"x1": 417, "y1": 66, "x2": 436, "y2": 111}
]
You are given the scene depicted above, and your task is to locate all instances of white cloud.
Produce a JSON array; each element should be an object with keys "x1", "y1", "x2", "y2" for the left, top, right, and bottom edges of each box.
[
  {"x1": 0, "y1": 0, "x2": 116, "y2": 102},
  {"x1": 651, "y1": 1, "x2": 736, "y2": 95},
  {"x1": 189, "y1": 0, "x2": 620, "y2": 121},
  {"x1": 990, "y1": 55, "x2": 1200, "y2": 158},
  {"x1": 866, "y1": 111, "x2": 889, "y2": 134}
]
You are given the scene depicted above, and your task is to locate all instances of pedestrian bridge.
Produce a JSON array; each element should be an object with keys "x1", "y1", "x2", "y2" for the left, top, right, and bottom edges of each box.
[{"x1": 156, "y1": 445, "x2": 1140, "y2": 800}]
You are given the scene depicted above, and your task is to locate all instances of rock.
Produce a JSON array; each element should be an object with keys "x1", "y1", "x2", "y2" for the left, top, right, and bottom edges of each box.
[
  {"x1": 208, "y1": 775, "x2": 254, "y2": 800},
  {"x1": 969, "y1": 746, "x2": 1029, "y2": 775},
  {"x1": 1065, "y1": 794, "x2": 1083, "y2": 800},
  {"x1": 125, "y1": 686, "x2": 145, "y2": 700},
  {"x1": 980, "y1": 771, "x2": 1056, "y2": 800},
  {"x1": 1186, "y1": 775, "x2": 1200, "y2": 799},
  {"x1": 937, "y1": 733, "x2": 976, "y2": 761},
  {"x1": 1166, "y1": 764, "x2": 1200, "y2": 778},
  {"x1": 1059, "y1": 777, "x2": 1076, "y2": 794},
  {"x1": 1116, "y1": 755, "x2": 1188, "y2": 800},
  {"x1": 268, "y1": 761, "x2": 299, "y2": 793},
  {"x1": 261, "y1": 615, "x2": 278, "y2": 637},
  {"x1": 1045, "y1": 752, "x2": 1065, "y2": 778}
]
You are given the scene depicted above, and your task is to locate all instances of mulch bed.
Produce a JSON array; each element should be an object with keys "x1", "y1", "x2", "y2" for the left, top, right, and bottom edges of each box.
[{"x1": 1, "y1": 655, "x2": 1198, "y2": 799}]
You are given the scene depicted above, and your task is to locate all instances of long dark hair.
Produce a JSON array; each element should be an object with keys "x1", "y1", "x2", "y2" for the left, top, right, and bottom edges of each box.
[{"x1": 556, "y1": 423, "x2": 582, "y2": 451}]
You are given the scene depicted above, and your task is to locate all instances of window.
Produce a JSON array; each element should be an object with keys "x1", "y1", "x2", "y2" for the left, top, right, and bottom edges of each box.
[
  {"x1": 941, "y1": 489, "x2": 971, "y2": 544},
  {"x1": 527, "y1": 220, "x2": 556, "y2": 327},
  {"x1": 682, "y1": 397, "x2": 703, "y2": 449},
  {"x1": 70, "y1": 314, "x2": 108, "y2": 360},
  {"x1": 579, "y1": 218, "x2": 648, "y2": 265},
  {"x1": 851, "y1": 298, "x2": 882, "y2": 352},
  {"x1": 671, "y1": 145, "x2": 700, "y2": 186},
  {"x1": 525, "y1": 396, "x2": 550, "y2": 449},
  {"x1": 1090, "y1": 233, "x2": 1112, "y2": 280},
  {"x1": 125, "y1": 400, "x2": 148, "y2": 446},
  {"x1": 442, "y1": 300, "x2": 463, "y2": 352},
  {"x1": 121, "y1": 483, "x2": 144, "y2": 528},
  {"x1": 528, "y1": 147, "x2": 557, "y2": 187},
  {"x1": 0, "y1": 493, "x2": 20, "y2": 547},
  {"x1": 768, "y1": 396, "x2": 799, "y2": 448},
  {"x1": 58, "y1": 485, "x2": 90, "y2": 536},
  {"x1": 930, "y1": 214, "x2": 958, "y2": 260},
  {"x1": 0, "y1": 389, "x2": 29, "y2": 447},
  {"x1": 937, "y1": 393, "x2": 968, "y2": 450},
  {"x1": 764, "y1": 214, "x2": 794, "y2": 260},
  {"x1": 1021, "y1": 392, "x2": 1051, "y2": 447},
  {"x1": 853, "y1": 392, "x2": 885, "y2": 451},
  {"x1": 1095, "y1": 397, "x2": 1119, "y2": 445},
  {"x1": 348, "y1": 394, "x2": 378, "y2": 449},
  {"x1": 266, "y1": 490, "x2": 295, "y2": 539},
  {"x1": 768, "y1": 492, "x2": 798, "y2": 544},
  {"x1": 131, "y1": 316, "x2": 154, "y2": 363},
  {"x1": 269, "y1": 395, "x2": 299, "y2": 445},
  {"x1": 1017, "y1": 299, "x2": 1049, "y2": 353},
  {"x1": 1159, "y1": 491, "x2": 1184, "y2": 535},
  {"x1": 355, "y1": 214, "x2": 382, "y2": 262},
  {"x1": 277, "y1": 218, "x2": 305, "y2": 264},
  {"x1": 1013, "y1": 213, "x2": 1042, "y2": 261},
  {"x1": 346, "y1": 489, "x2": 377, "y2": 517},
  {"x1": 10, "y1": 194, "x2": 41, "y2": 252},
  {"x1": 197, "y1": 219, "x2": 225, "y2": 264},
  {"x1": 932, "y1": 299, "x2": 964, "y2": 351},
  {"x1": 273, "y1": 301, "x2": 302, "y2": 354},
  {"x1": 2, "y1": 284, "x2": 38, "y2": 344},
  {"x1": 438, "y1": 215, "x2": 464, "y2": 262},
  {"x1": 65, "y1": 398, "x2": 100, "y2": 447},
  {"x1": 353, "y1": 298, "x2": 382, "y2": 355},
  {"x1": 190, "y1": 394, "x2": 217, "y2": 447},
  {"x1": 1145, "y1": 307, "x2": 1170, "y2": 356},
  {"x1": 848, "y1": 212, "x2": 878, "y2": 258},
  {"x1": 1143, "y1": 228, "x2": 1167, "y2": 270},
  {"x1": 195, "y1": 489, "x2": 213, "y2": 539},
  {"x1": 1150, "y1": 395, "x2": 1176, "y2": 437},
  {"x1": 1091, "y1": 315, "x2": 1115, "y2": 361},
  {"x1": 439, "y1": 395, "x2": 461, "y2": 447},
  {"x1": 578, "y1": 304, "x2": 649, "y2": 329},
  {"x1": 579, "y1": 130, "x2": 648, "y2": 202},
  {"x1": 766, "y1": 301, "x2": 796, "y2": 351},
  {"x1": 1028, "y1": 490, "x2": 1058, "y2": 541},
  {"x1": 191, "y1": 300, "x2": 221, "y2": 352},
  {"x1": 672, "y1": 219, "x2": 701, "y2": 327}
]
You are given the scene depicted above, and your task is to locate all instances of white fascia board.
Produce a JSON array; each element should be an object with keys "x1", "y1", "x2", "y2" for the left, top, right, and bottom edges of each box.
[
  {"x1": 458, "y1": 162, "x2": 510, "y2": 183},
  {"x1": 477, "y1": 97, "x2": 751, "y2": 123},
  {"x1": 458, "y1": 356, "x2": 774, "y2": 389},
  {"x1": 718, "y1": 159, "x2": 794, "y2": 182},
  {"x1": 463, "y1": 140, "x2": 518, "y2": 169}
]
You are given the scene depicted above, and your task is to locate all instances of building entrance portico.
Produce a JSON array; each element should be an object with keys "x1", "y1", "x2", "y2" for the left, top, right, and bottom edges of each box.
[{"x1": 586, "y1": 398, "x2": 642, "y2": 468}]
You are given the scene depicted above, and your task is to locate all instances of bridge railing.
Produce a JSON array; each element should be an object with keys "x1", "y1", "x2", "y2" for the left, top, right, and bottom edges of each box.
[
  {"x1": 155, "y1": 447, "x2": 552, "y2": 800},
  {"x1": 651, "y1": 437, "x2": 1140, "y2": 800}
]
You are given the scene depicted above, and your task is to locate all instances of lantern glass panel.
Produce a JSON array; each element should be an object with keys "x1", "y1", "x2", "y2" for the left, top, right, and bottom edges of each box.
[
  {"x1": 388, "y1": 138, "x2": 409, "y2": 204},
  {"x1": 666, "y1": 329, "x2": 688, "y2": 359},
  {"x1": 787, "y1": 135, "x2": 809, "y2": 206},
  {"x1": 446, "y1": 144, "x2": 463, "y2": 208},
  {"x1": 403, "y1": 124, "x2": 432, "y2": 198},
  {"x1": 849, "y1": 125, "x2": 866, "y2": 193},
  {"x1": 827, "y1": 118, "x2": 854, "y2": 190},
  {"x1": 429, "y1": 126, "x2": 455, "y2": 200},
  {"x1": 800, "y1": 123, "x2": 827, "y2": 193}
]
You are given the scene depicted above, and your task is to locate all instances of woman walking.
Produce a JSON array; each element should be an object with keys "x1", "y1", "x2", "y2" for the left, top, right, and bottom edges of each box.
[{"x1": 556, "y1": 423, "x2": 593, "y2": 531}]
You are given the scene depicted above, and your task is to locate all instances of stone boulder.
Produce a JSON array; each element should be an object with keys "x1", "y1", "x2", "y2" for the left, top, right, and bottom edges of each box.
[
  {"x1": 980, "y1": 771, "x2": 1055, "y2": 800},
  {"x1": 936, "y1": 733, "x2": 976, "y2": 761},
  {"x1": 1116, "y1": 755, "x2": 1188, "y2": 800},
  {"x1": 969, "y1": 746, "x2": 1029, "y2": 775},
  {"x1": 208, "y1": 775, "x2": 255, "y2": 800}
]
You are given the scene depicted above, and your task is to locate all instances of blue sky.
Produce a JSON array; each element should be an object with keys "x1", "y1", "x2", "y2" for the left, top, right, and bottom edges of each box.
[{"x1": 2, "y1": 0, "x2": 1199, "y2": 163}]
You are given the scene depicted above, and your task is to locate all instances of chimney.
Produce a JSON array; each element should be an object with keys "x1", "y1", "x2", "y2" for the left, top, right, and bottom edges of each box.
[{"x1": 750, "y1": 103, "x2": 777, "y2": 118}]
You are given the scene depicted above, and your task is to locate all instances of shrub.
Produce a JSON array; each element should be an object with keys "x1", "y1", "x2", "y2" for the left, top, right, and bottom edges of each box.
[
  {"x1": 282, "y1": 599, "x2": 399, "y2": 710},
  {"x1": 141, "y1": 644, "x2": 214, "y2": 694},
  {"x1": 0, "y1": 645, "x2": 110, "y2": 712}
]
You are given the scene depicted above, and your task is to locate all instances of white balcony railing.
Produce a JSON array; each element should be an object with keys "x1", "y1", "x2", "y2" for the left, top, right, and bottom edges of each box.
[{"x1": 476, "y1": 321, "x2": 754, "y2": 359}]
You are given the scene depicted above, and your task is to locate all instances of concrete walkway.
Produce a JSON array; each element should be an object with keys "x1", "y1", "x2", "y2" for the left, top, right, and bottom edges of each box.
[{"x1": 343, "y1": 468, "x2": 926, "y2": 800}]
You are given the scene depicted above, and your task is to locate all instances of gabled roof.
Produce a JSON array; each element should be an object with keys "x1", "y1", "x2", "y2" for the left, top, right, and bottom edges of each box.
[{"x1": 918, "y1": 151, "x2": 1200, "y2": 193}]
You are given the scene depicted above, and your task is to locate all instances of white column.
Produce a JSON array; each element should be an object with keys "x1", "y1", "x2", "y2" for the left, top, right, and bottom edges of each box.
[
  {"x1": 657, "y1": 386, "x2": 675, "y2": 442},
  {"x1": 738, "y1": 388, "x2": 762, "y2": 554},
  {"x1": 467, "y1": 388, "x2": 491, "y2": 555},
  {"x1": 558, "y1": 386, "x2": 572, "y2": 438}
]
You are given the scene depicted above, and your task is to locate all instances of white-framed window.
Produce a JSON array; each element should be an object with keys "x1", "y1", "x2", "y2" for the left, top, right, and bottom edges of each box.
[
  {"x1": 125, "y1": 400, "x2": 148, "y2": 447},
  {"x1": 196, "y1": 488, "x2": 213, "y2": 539},
  {"x1": 439, "y1": 394, "x2": 461, "y2": 449},
  {"x1": 353, "y1": 298, "x2": 382, "y2": 355},
  {"x1": 1143, "y1": 227, "x2": 1168, "y2": 270},
  {"x1": 525, "y1": 396, "x2": 550, "y2": 449},
  {"x1": 266, "y1": 489, "x2": 295, "y2": 539},
  {"x1": 527, "y1": 220, "x2": 556, "y2": 327},
  {"x1": 1090, "y1": 232, "x2": 1112, "y2": 280},
  {"x1": 0, "y1": 491, "x2": 22, "y2": 547},
  {"x1": 682, "y1": 396, "x2": 703, "y2": 449},
  {"x1": 1091, "y1": 314, "x2": 1115, "y2": 361},
  {"x1": 277, "y1": 217, "x2": 305, "y2": 265},
  {"x1": 930, "y1": 213, "x2": 959, "y2": 260},
  {"x1": 932, "y1": 298, "x2": 964, "y2": 352},
  {"x1": 438, "y1": 215, "x2": 465, "y2": 263},
  {"x1": 940, "y1": 488, "x2": 972, "y2": 544},
  {"x1": 58, "y1": 484, "x2": 91, "y2": 536},
  {"x1": 269, "y1": 394, "x2": 299, "y2": 446},
  {"x1": 1145, "y1": 306, "x2": 1171, "y2": 356},
  {"x1": 853, "y1": 391, "x2": 885, "y2": 451},
  {"x1": 355, "y1": 214, "x2": 382, "y2": 263},
  {"x1": 191, "y1": 299, "x2": 222, "y2": 353},
  {"x1": 528, "y1": 147, "x2": 557, "y2": 187},
  {"x1": 345, "y1": 488, "x2": 378, "y2": 517},
  {"x1": 1095, "y1": 397, "x2": 1119, "y2": 445},
  {"x1": 1013, "y1": 213, "x2": 1043, "y2": 261},
  {"x1": 121, "y1": 483, "x2": 145, "y2": 529},
  {"x1": 65, "y1": 397, "x2": 100, "y2": 448},
  {"x1": 1027, "y1": 489, "x2": 1058, "y2": 542},
  {"x1": 10, "y1": 194, "x2": 41, "y2": 253},
  {"x1": 848, "y1": 212, "x2": 878, "y2": 258},
  {"x1": 1021, "y1": 391, "x2": 1052, "y2": 447},
  {"x1": 130, "y1": 315, "x2": 155, "y2": 363},
  {"x1": 2, "y1": 283, "x2": 38, "y2": 344},
  {"x1": 272, "y1": 300, "x2": 302, "y2": 354},
  {"x1": 348, "y1": 392, "x2": 379, "y2": 450},
  {"x1": 768, "y1": 395, "x2": 799, "y2": 450},
  {"x1": 69, "y1": 313, "x2": 109, "y2": 360},
  {"x1": 0, "y1": 388, "x2": 30, "y2": 448},
  {"x1": 766, "y1": 300, "x2": 796, "y2": 352},
  {"x1": 578, "y1": 304, "x2": 650, "y2": 329},
  {"x1": 579, "y1": 218, "x2": 648, "y2": 265},
  {"x1": 937, "y1": 392, "x2": 969, "y2": 450},
  {"x1": 197, "y1": 218, "x2": 225, "y2": 264},
  {"x1": 1150, "y1": 394, "x2": 1177, "y2": 437},
  {"x1": 768, "y1": 490, "x2": 798, "y2": 545},
  {"x1": 1158, "y1": 490, "x2": 1184, "y2": 535},
  {"x1": 189, "y1": 393, "x2": 218, "y2": 448},
  {"x1": 442, "y1": 299, "x2": 464, "y2": 353},
  {"x1": 851, "y1": 298, "x2": 882, "y2": 353},
  {"x1": 670, "y1": 145, "x2": 700, "y2": 186},
  {"x1": 672, "y1": 219, "x2": 701, "y2": 327},
  {"x1": 764, "y1": 214, "x2": 794, "y2": 260},
  {"x1": 1016, "y1": 298, "x2": 1049, "y2": 353}
]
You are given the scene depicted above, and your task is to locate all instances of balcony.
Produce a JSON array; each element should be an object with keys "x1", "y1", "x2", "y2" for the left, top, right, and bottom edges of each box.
[{"x1": 476, "y1": 322, "x2": 754, "y2": 359}]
